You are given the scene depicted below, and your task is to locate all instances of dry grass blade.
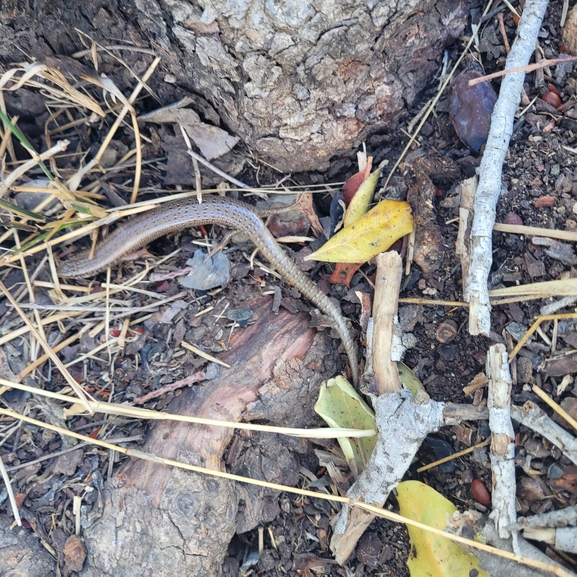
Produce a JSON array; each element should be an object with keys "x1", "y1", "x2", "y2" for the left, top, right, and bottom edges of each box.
[
  {"x1": 0, "y1": 405, "x2": 570, "y2": 576},
  {"x1": 532, "y1": 385, "x2": 577, "y2": 432},
  {"x1": 17, "y1": 322, "x2": 94, "y2": 380},
  {"x1": 0, "y1": 62, "x2": 105, "y2": 117},
  {"x1": 0, "y1": 198, "x2": 48, "y2": 221},
  {"x1": 0, "y1": 203, "x2": 159, "y2": 267},
  {"x1": 0, "y1": 280, "x2": 93, "y2": 412},
  {"x1": 0, "y1": 311, "x2": 81, "y2": 348},
  {"x1": 180, "y1": 341, "x2": 231, "y2": 368},
  {"x1": 82, "y1": 57, "x2": 160, "y2": 176},
  {"x1": 73, "y1": 29, "x2": 158, "y2": 99},
  {"x1": 416, "y1": 438, "x2": 491, "y2": 473},
  {"x1": 399, "y1": 297, "x2": 468, "y2": 307},
  {"x1": 0, "y1": 457, "x2": 21, "y2": 526},
  {"x1": 490, "y1": 278, "x2": 577, "y2": 298},
  {"x1": 85, "y1": 74, "x2": 134, "y2": 112},
  {"x1": 508, "y1": 312, "x2": 577, "y2": 362},
  {"x1": 381, "y1": 0, "x2": 495, "y2": 191},
  {"x1": 72, "y1": 44, "x2": 157, "y2": 59},
  {"x1": 0, "y1": 140, "x2": 70, "y2": 199},
  {"x1": 0, "y1": 378, "x2": 375, "y2": 439}
]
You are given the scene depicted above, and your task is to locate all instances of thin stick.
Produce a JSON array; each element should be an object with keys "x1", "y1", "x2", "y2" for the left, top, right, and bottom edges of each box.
[
  {"x1": 417, "y1": 438, "x2": 491, "y2": 473},
  {"x1": 372, "y1": 252, "x2": 403, "y2": 393},
  {"x1": 465, "y1": 0, "x2": 550, "y2": 336},
  {"x1": 468, "y1": 55, "x2": 577, "y2": 86},
  {"x1": 487, "y1": 344, "x2": 516, "y2": 538}
]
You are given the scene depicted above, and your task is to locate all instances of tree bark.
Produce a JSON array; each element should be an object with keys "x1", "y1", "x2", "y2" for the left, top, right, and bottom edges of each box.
[
  {"x1": 0, "y1": 0, "x2": 468, "y2": 173},
  {"x1": 79, "y1": 297, "x2": 336, "y2": 576}
]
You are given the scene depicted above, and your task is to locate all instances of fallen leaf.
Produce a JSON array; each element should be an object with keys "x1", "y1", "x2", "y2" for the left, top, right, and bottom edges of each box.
[
  {"x1": 344, "y1": 168, "x2": 380, "y2": 228},
  {"x1": 140, "y1": 101, "x2": 239, "y2": 160},
  {"x1": 329, "y1": 262, "x2": 363, "y2": 287},
  {"x1": 298, "y1": 193, "x2": 324, "y2": 237},
  {"x1": 183, "y1": 123, "x2": 239, "y2": 160},
  {"x1": 305, "y1": 200, "x2": 413, "y2": 263},
  {"x1": 343, "y1": 157, "x2": 373, "y2": 205},
  {"x1": 179, "y1": 250, "x2": 231, "y2": 290},
  {"x1": 397, "y1": 362, "x2": 425, "y2": 396},
  {"x1": 397, "y1": 481, "x2": 490, "y2": 577},
  {"x1": 140, "y1": 101, "x2": 200, "y2": 124},
  {"x1": 314, "y1": 376, "x2": 377, "y2": 477}
]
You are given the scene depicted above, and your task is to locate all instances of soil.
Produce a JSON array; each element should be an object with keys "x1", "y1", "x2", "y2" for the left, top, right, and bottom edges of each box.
[{"x1": 1, "y1": 1, "x2": 577, "y2": 576}]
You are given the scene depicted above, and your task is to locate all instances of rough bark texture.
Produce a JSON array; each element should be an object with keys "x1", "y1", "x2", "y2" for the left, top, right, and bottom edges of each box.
[
  {"x1": 0, "y1": 514, "x2": 56, "y2": 577},
  {"x1": 79, "y1": 297, "x2": 336, "y2": 577},
  {"x1": 0, "y1": 0, "x2": 468, "y2": 173}
]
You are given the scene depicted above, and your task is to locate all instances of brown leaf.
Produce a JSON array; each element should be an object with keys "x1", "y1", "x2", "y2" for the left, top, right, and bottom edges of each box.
[{"x1": 329, "y1": 262, "x2": 363, "y2": 288}]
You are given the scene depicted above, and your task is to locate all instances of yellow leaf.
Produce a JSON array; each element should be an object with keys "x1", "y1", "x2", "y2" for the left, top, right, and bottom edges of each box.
[
  {"x1": 314, "y1": 376, "x2": 377, "y2": 477},
  {"x1": 397, "y1": 481, "x2": 491, "y2": 577},
  {"x1": 344, "y1": 169, "x2": 380, "y2": 227},
  {"x1": 305, "y1": 199, "x2": 413, "y2": 263}
]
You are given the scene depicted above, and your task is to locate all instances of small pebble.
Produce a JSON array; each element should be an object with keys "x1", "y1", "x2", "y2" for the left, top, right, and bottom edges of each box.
[
  {"x1": 534, "y1": 195, "x2": 556, "y2": 208},
  {"x1": 448, "y1": 62, "x2": 498, "y2": 153},
  {"x1": 542, "y1": 91, "x2": 561, "y2": 108},
  {"x1": 471, "y1": 479, "x2": 491, "y2": 506},
  {"x1": 504, "y1": 212, "x2": 523, "y2": 225}
]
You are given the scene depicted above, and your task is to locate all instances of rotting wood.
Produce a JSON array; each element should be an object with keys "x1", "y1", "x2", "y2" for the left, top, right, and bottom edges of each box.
[{"x1": 78, "y1": 296, "x2": 336, "y2": 576}]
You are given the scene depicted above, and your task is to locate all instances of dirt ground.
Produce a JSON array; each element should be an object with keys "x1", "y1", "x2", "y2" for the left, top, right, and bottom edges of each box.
[{"x1": 1, "y1": 1, "x2": 577, "y2": 576}]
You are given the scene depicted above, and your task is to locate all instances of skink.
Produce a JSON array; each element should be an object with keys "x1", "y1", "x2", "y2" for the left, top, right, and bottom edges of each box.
[{"x1": 59, "y1": 196, "x2": 359, "y2": 385}]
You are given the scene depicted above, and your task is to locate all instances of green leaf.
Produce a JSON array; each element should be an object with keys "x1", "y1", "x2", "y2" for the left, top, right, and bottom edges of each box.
[
  {"x1": 397, "y1": 481, "x2": 491, "y2": 577},
  {"x1": 314, "y1": 376, "x2": 377, "y2": 476}
]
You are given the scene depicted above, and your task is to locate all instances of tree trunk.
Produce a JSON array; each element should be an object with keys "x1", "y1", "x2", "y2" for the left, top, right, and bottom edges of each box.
[{"x1": 1, "y1": 0, "x2": 468, "y2": 173}]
